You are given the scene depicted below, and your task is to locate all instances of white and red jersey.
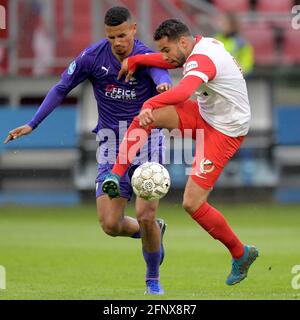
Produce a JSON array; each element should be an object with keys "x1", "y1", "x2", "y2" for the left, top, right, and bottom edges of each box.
[
  {"x1": 112, "y1": 36, "x2": 251, "y2": 179},
  {"x1": 183, "y1": 36, "x2": 251, "y2": 137}
]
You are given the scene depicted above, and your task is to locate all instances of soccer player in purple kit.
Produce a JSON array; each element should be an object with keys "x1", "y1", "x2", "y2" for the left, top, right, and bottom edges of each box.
[{"x1": 4, "y1": 7, "x2": 171, "y2": 295}]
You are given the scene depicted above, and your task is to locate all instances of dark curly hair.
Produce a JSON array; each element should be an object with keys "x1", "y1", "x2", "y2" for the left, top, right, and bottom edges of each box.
[
  {"x1": 104, "y1": 6, "x2": 131, "y2": 26},
  {"x1": 154, "y1": 19, "x2": 191, "y2": 41}
]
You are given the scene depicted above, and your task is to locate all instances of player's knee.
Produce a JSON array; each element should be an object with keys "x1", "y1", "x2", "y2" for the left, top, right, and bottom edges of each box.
[
  {"x1": 182, "y1": 199, "x2": 197, "y2": 214},
  {"x1": 182, "y1": 197, "x2": 206, "y2": 215},
  {"x1": 136, "y1": 205, "x2": 157, "y2": 227},
  {"x1": 99, "y1": 218, "x2": 121, "y2": 237},
  {"x1": 182, "y1": 183, "x2": 209, "y2": 215}
]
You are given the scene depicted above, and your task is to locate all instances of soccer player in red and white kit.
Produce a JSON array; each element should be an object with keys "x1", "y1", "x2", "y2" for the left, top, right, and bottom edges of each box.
[{"x1": 102, "y1": 19, "x2": 259, "y2": 286}]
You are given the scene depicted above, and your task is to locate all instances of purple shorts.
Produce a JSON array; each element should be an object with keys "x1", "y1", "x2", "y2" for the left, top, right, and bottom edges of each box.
[
  {"x1": 95, "y1": 163, "x2": 138, "y2": 200},
  {"x1": 95, "y1": 141, "x2": 165, "y2": 200}
]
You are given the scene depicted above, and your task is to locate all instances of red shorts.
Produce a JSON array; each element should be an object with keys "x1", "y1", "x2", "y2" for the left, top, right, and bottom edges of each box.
[{"x1": 175, "y1": 100, "x2": 244, "y2": 190}]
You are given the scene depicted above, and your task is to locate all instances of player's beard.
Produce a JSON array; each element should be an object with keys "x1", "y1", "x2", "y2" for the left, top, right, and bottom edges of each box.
[{"x1": 171, "y1": 48, "x2": 186, "y2": 67}]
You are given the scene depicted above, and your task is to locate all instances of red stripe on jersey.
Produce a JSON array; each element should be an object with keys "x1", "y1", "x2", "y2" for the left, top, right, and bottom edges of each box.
[
  {"x1": 142, "y1": 75, "x2": 203, "y2": 110},
  {"x1": 128, "y1": 53, "x2": 175, "y2": 73},
  {"x1": 184, "y1": 54, "x2": 217, "y2": 81}
]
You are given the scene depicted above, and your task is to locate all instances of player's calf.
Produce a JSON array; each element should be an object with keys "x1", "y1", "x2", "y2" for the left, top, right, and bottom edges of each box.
[{"x1": 157, "y1": 218, "x2": 167, "y2": 265}]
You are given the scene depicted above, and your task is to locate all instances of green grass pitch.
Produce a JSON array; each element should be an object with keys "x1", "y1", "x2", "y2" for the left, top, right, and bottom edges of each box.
[{"x1": 0, "y1": 202, "x2": 300, "y2": 300}]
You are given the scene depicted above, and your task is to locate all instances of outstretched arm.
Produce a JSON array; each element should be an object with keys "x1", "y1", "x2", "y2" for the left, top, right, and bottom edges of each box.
[
  {"x1": 118, "y1": 53, "x2": 176, "y2": 82},
  {"x1": 143, "y1": 75, "x2": 203, "y2": 110},
  {"x1": 4, "y1": 50, "x2": 94, "y2": 144},
  {"x1": 138, "y1": 75, "x2": 203, "y2": 127},
  {"x1": 130, "y1": 53, "x2": 175, "y2": 69},
  {"x1": 27, "y1": 81, "x2": 71, "y2": 130},
  {"x1": 138, "y1": 53, "x2": 217, "y2": 127},
  {"x1": 28, "y1": 52, "x2": 94, "y2": 130},
  {"x1": 3, "y1": 83, "x2": 68, "y2": 144}
]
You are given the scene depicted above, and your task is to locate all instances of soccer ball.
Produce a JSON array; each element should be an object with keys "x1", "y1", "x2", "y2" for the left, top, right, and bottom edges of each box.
[{"x1": 131, "y1": 162, "x2": 171, "y2": 200}]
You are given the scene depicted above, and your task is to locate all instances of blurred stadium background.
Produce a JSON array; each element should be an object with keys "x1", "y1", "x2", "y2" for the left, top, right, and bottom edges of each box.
[
  {"x1": 1, "y1": 0, "x2": 300, "y2": 205},
  {"x1": 0, "y1": 0, "x2": 300, "y2": 299}
]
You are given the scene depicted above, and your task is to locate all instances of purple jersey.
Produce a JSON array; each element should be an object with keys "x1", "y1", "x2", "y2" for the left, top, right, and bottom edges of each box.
[{"x1": 28, "y1": 39, "x2": 171, "y2": 165}]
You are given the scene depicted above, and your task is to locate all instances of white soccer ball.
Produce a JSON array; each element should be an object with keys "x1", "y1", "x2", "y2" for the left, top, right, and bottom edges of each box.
[{"x1": 131, "y1": 162, "x2": 171, "y2": 200}]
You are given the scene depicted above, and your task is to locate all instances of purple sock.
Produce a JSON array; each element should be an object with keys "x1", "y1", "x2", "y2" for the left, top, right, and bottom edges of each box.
[
  {"x1": 131, "y1": 231, "x2": 141, "y2": 239},
  {"x1": 143, "y1": 250, "x2": 161, "y2": 280}
]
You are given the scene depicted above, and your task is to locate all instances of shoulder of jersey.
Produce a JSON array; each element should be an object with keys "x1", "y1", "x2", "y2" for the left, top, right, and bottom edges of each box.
[
  {"x1": 133, "y1": 39, "x2": 154, "y2": 55},
  {"x1": 192, "y1": 37, "x2": 224, "y2": 54},
  {"x1": 80, "y1": 39, "x2": 109, "y2": 58}
]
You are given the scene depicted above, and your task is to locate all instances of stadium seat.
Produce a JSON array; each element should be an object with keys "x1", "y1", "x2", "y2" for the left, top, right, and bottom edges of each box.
[
  {"x1": 274, "y1": 106, "x2": 300, "y2": 165},
  {"x1": 274, "y1": 106, "x2": 300, "y2": 203},
  {"x1": 275, "y1": 107, "x2": 300, "y2": 145},
  {"x1": 0, "y1": 107, "x2": 80, "y2": 206},
  {"x1": 256, "y1": 0, "x2": 293, "y2": 13},
  {"x1": 212, "y1": 0, "x2": 249, "y2": 12},
  {"x1": 282, "y1": 29, "x2": 300, "y2": 65},
  {"x1": 242, "y1": 23, "x2": 277, "y2": 65}
]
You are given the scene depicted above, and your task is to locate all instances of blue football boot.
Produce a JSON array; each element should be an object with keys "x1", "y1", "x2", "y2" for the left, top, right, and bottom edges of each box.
[
  {"x1": 226, "y1": 245, "x2": 259, "y2": 285},
  {"x1": 145, "y1": 280, "x2": 164, "y2": 295},
  {"x1": 101, "y1": 173, "x2": 120, "y2": 198}
]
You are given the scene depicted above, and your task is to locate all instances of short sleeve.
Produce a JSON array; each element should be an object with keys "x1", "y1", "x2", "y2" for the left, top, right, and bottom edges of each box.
[{"x1": 183, "y1": 54, "x2": 216, "y2": 83}]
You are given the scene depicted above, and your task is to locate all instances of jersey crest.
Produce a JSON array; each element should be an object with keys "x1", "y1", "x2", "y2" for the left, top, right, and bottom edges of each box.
[{"x1": 67, "y1": 61, "x2": 76, "y2": 75}]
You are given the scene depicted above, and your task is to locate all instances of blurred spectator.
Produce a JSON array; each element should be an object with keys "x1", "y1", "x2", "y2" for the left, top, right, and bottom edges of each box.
[
  {"x1": 0, "y1": 46, "x2": 5, "y2": 74},
  {"x1": 32, "y1": 1, "x2": 55, "y2": 76},
  {"x1": 0, "y1": 0, "x2": 8, "y2": 75},
  {"x1": 215, "y1": 12, "x2": 254, "y2": 75},
  {"x1": 32, "y1": 16, "x2": 54, "y2": 76}
]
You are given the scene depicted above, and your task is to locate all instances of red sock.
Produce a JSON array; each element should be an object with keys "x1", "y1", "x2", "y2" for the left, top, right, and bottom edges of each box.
[
  {"x1": 192, "y1": 202, "x2": 244, "y2": 259},
  {"x1": 112, "y1": 116, "x2": 154, "y2": 177}
]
